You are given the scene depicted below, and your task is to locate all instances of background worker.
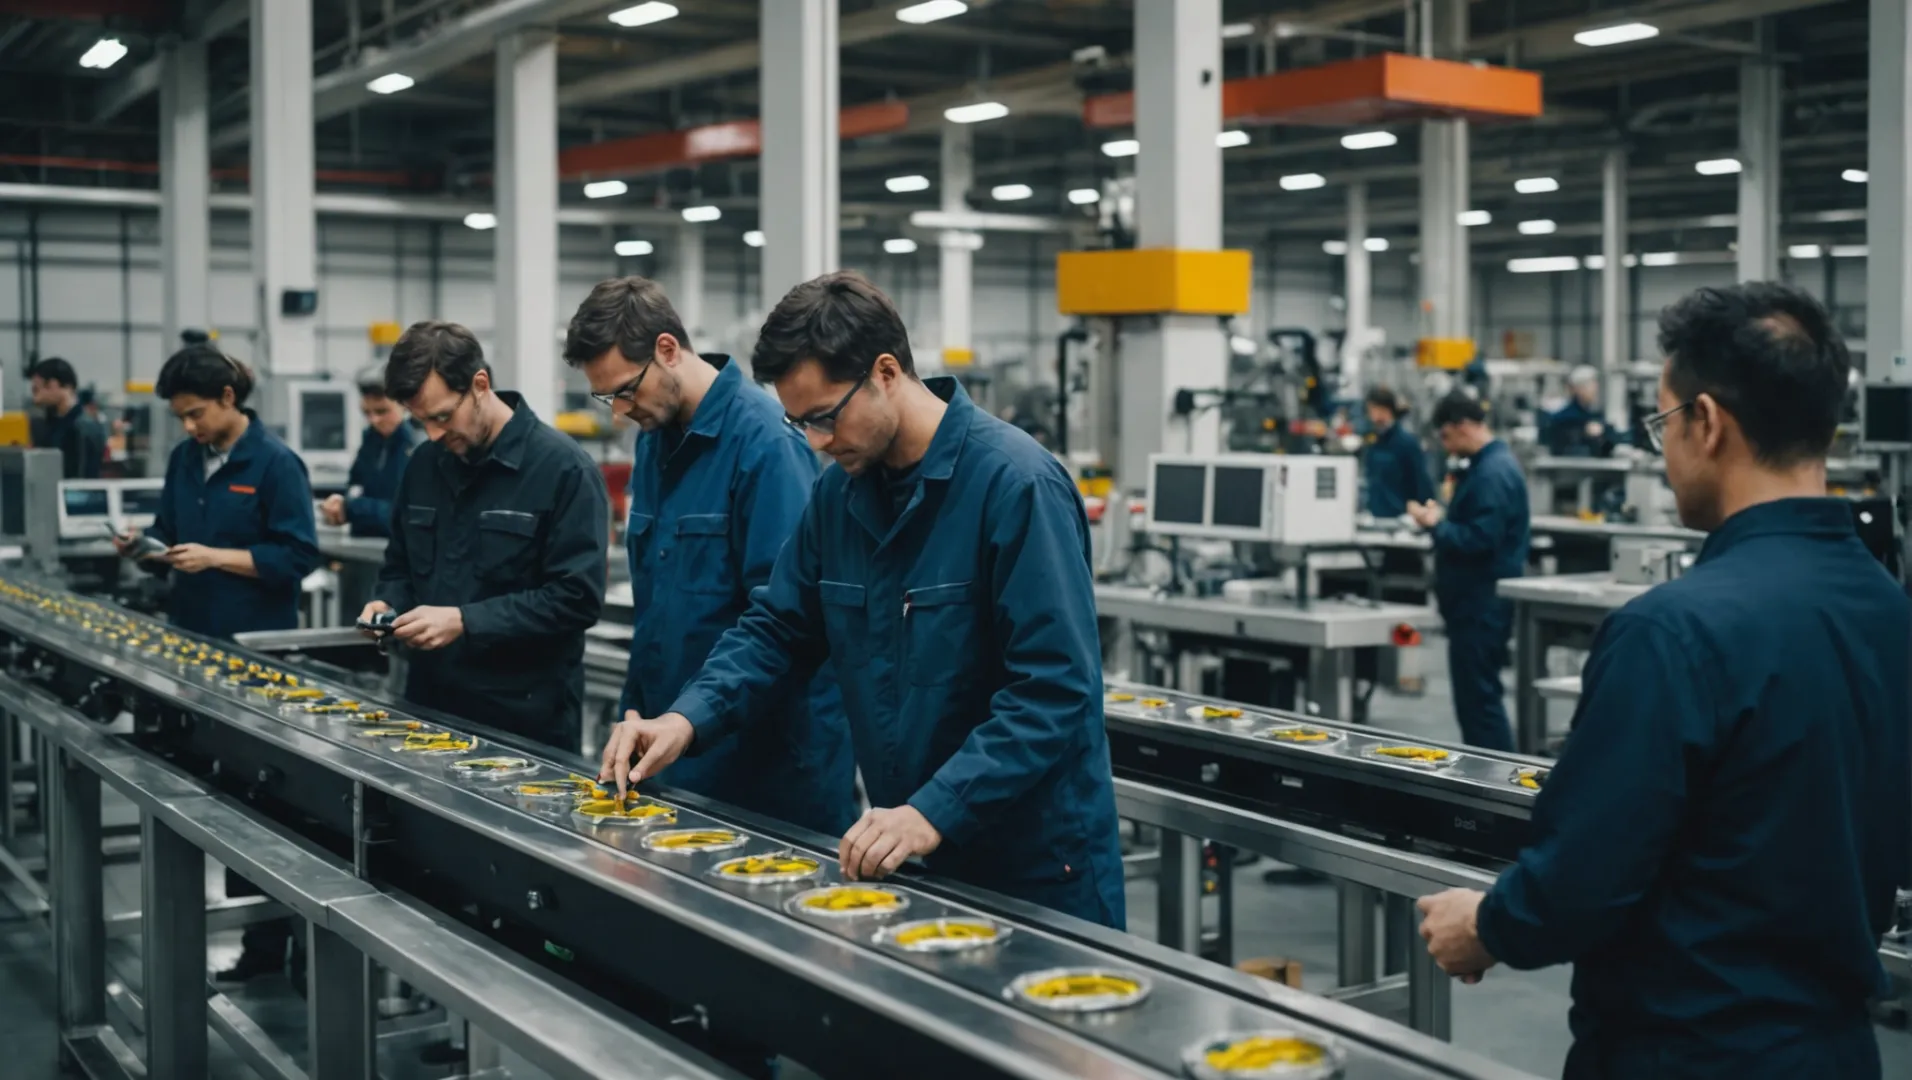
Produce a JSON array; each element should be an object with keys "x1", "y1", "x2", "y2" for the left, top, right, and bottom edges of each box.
[
  {"x1": 599, "y1": 271, "x2": 1125, "y2": 928},
  {"x1": 1418, "y1": 282, "x2": 1909, "y2": 1080},
  {"x1": 1407, "y1": 392, "x2": 1528, "y2": 750},
  {"x1": 360, "y1": 322, "x2": 608, "y2": 753},
  {"x1": 1361, "y1": 385, "x2": 1434, "y2": 519},
  {"x1": 28, "y1": 356, "x2": 106, "y2": 479},
  {"x1": 1543, "y1": 365, "x2": 1614, "y2": 458},
  {"x1": 321, "y1": 373, "x2": 419, "y2": 538}
]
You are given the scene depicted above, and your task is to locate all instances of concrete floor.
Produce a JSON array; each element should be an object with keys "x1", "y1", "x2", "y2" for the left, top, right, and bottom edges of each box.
[{"x1": 1, "y1": 632, "x2": 1908, "y2": 1079}]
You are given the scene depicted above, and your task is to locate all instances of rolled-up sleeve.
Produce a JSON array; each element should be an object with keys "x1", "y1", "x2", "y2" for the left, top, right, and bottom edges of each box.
[
  {"x1": 248, "y1": 454, "x2": 321, "y2": 585},
  {"x1": 460, "y1": 460, "x2": 608, "y2": 644}
]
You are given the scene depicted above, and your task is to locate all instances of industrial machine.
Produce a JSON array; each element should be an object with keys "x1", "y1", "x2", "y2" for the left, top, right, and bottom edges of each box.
[
  {"x1": 271, "y1": 376, "x2": 357, "y2": 490},
  {"x1": 1145, "y1": 453, "x2": 1357, "y2": 547}
]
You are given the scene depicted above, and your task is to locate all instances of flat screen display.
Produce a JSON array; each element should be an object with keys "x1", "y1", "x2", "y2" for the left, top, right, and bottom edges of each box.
[
  {"x1": 1863, "y1": 384, "x2": 1912, "y2": 446},
  {"x1": 119, "y1": 487, "x2": 164, "y2": 518},
  {"x1": 1211, "y1": 465, "x2": 1266, "y2": 529},
  {"x1": 300, "y1": 390, "x2": 349, "y2": 452},
  {"x1": 1152, "y1": 463, "x2": 1208, "y2": 525},
  {"x1": 63, "y1": 488, "x2": 110, "y2": 518}
]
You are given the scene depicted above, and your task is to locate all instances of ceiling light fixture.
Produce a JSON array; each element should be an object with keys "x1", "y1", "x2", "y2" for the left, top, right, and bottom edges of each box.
[
  {"x1": 1217, "y1": 130, "x2": 1250, "y2": 149},
  {"x1": 1341, "y1": 131, "x2": 1397, "y2": 151},
  {"x1": 1363, "y1": 237, "x2": 1389, "y2": 252},
  {"x1": 614, "y1": 240, "x2": 653, "y2": 257},
  {"x1": 1221, "y1": 22, "x2": 1257, "y2": 38},
  {"x1": 1518, "y1": 219, "x2": 1557, "y2": 235},
  {"x1": 743, "y1": 230, "x2": 765, "y2": 248},
  {"x1": 1507, "y1": 256, "x2": 1580, "y2": 273},
  {"x1": 608, "y1": 2, "x2": 679, "y2": 28},
  {"x1": 463, "y1": 212, "x2": 497, "y2": 231},
  {"x1": 944, "y1": 101, "x2": 1008, "y2": 124},
  {"x1": 897, "y1": 0, "x2": 967, "y2": 24},
  {"x1": 1832, "y1": 244, "x2": 1869, "y2": 258},
  {"x1": 1694, "y1": 158, "x2": 1742, "y2": 175},
  {"x1": 885, "y1": 174, "x2": 931, "y2": 193},
  {"x1": 1068, "y1": 188, "x2": 1101, "y2": 205},
  {"x1": 78, "y1": 38, "x2": 129, "y2": 70},
  {"x1": 883, "y1": 238, "x2": 919, "y2": 254},
  {"x1": 1844, "y1": 169, "x2": 1869, "y2": 183},
  {"x1": 681, "y1": 205, "x2": 721, "y2": 223},
  {"x1": 1788, "y1": 244, "x2": 1824, "y2": 259},
  {"x1": 991, "y1": 183, "x2": 1033, "y2": 201},
  {"x1": 1573, "y1": 22, "x2": 1659, "y2": 47},
  {"x1": 1101, "y1": 138, "x2": 1140, "y2": 158},
  {"x1": 1322, "y1": 240, "x2": 1349, "y2": 255},
  {"x1": 1280, "y1": 173, "x2": 1327, "y2": 191},
  {"x1": 366, "y1": 73, "x2": 415, "y2": 95},
  {"x1": 583, "y1": 180, "x2": 629, "y2": 200},
  {"x1": 1639, "y1": 252, "x2": 1680, "y2": 267},
  {"x1": 1514, "y1": 177, "x2": 1559, "y2": 194},
  {"x1": 1458, "y1": 209, "x2": 1492, "y2": 226}
]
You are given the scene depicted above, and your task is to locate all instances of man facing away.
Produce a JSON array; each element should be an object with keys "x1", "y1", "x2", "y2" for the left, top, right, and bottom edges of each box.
[{"x1": 29, "y1": 357, "x2": 106, "y2": 479}]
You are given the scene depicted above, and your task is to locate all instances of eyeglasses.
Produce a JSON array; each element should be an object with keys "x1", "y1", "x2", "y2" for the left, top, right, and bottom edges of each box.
[
  {"x1": 590, "y1": 365, "x2": 652, "y2": 409},
  {"x1": 784, "y1": 374, "x2": 868, "y2": 436},
  {"x1": 421, "y1": 389, "x2": 471, "y2": 426},
  {"x1": 1642, "y1": 400, "x2": 1692, "y2": 452}
]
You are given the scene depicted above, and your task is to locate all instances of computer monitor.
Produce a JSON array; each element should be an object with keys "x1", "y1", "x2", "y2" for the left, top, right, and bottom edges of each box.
[
  {"x1": 57, "y1": 480, "x2": 113, "y2": 539},
  {"x1": 115, "y1": 480, "x2": 165, "y2": 528},
  {"x1": 1144, "y1": 453, "x2": 1356, "y2": 544},
  {"x1": 1860, "y1": 383, "x2": 1912, "y2": 450}
]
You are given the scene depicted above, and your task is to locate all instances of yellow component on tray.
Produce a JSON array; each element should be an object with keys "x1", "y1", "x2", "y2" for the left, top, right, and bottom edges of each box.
[
  {"x1": 1140, "y1": 697, "x2": 1169, "y2": 708},
  {"x1": 892, "y1": 920, "x2": 1000, "y2": 947},
  {"x1": 1204, "y1": 1035, "x2": 1329, "y2": 1070},
  {"x1": 1107, "y1": 692, "x2": 1137, "y2": 703},
  {"x1": 1375, "y1": 745, "x2": 1449, "y2": 761},
  {"x1": 358, "y1": 727, "x2": 417, "y2": 739},
  {"x1": 575, "y1": 796, "x2": 673, "y2": 820},
  {"x1": 1514, "y1": 767, "x2": 1546, "y2": 790},
  {"x1": 397, "y1": 732, "x2": 474, "y2": 752},
  {"x1": 451, "y1": 757, "x2": 529, "y2": 772},
  {"x1": 1024, "y1": 973, "x2": 1141, "y2": 1000},
  {"x1": 1268, "y1": 727, "x2": 1333, "y2": 743},
  {"x1": 517, "y1": 781, "x2": 581, "y2": 797},
  {"x1": 647, "y1": 829, "x2": 743, "y2": 850},
  {"x1": 719, "y1": 854, "x2": 819, "y2": 877},
  {"x1": 796, "y1": 887, "x2": 904, "y2": 913},
  {"x1": 1201, "y1": 706, "x2": 1244, "y2": 719}
]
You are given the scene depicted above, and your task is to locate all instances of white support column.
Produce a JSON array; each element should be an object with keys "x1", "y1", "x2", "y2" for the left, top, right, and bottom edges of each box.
[
  {"x1": 1737, "y1": 21, "x2": 1782, "y2": 283},
  {"x1": 250, "y1": 0, "x2": 317, "y2": 376},
  {"x1": 1417, "y1": 0, "x2": 1469, "y2": 343},
  {"x1": 1601, "y1": 147, "x2": 1630, "y2": 428},
  {"x1": 159, "y1": 38, "x2": 208, "y2": 352},
  {"x1": 759, "y1": 0, "x2": 838, "y2": 311},
  {"x1": 1868, "y1": 0, "x2": 1912, "y2": 377},
  {"x1": 938, "y1": 122, "x2": 974, "y2": 369},
  {"x1": 675, "y1": 222, "x2": 706, "y2": 346},
  {"x1": 1125, "y1": 0, "x2": 1224, "y2": 482},
  {"x1": 1345, "y1": 182, "x2": 1371, "y2": 394},
  {"x1": 495, "y1": 29, "x2": 558, "y2": 420}
]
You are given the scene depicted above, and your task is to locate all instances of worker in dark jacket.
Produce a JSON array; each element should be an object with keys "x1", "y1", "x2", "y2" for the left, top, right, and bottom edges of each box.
[
  {"x1": 1407, "y1": 391, "x2": 1528, "y2": 750},
  {"x1": 361, "y1": 322, "x2": 608, "y2": 753},
  {"x1": 28, "y1": 357, "x2": 107, "y2": 479},
  {"x1": 564, "y1": 277, "x2": 855, "y2": 837},
  {"x1": 1361, "y1": 385, "x2": 1434, "y2": 518},
  {"x1": 600, "y1": 271, "x2": 1125, "y2": 928},
  {"x1": 1418, "y1": 282, "x2": 1910, "y2": 1080},
  {"x1": 321, "y1": 375, "x2": 419, "y2": 538},
  {"x1": 1543, "y1": 365, "x2": 1615, "y2": 458}
]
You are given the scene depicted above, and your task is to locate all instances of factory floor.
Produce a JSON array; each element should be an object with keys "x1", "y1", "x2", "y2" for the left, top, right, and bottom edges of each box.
[{"x1": 1, "y1": 630, "x2": 1908, "y2": 1079}]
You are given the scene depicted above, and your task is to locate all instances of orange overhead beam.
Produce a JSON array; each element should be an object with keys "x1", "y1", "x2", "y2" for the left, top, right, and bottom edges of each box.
[
  {"x1": 1083, "y1": 54, "x2": 1542, "y2": 129},
  {"x1": 560, "y1": 101, "x2": 910, "y2": 181}
]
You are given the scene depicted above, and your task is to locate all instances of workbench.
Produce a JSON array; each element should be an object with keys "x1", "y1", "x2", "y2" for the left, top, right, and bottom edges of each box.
[{"x1": 1496, "y1": 574, "x2": 1649, "y2": 755}]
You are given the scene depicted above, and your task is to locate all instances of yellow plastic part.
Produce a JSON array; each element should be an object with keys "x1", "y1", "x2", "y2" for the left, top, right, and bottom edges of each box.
[
  {"x1": 369, "y1": 321, "x2": 404, "y2": 346},
  {"x1": 552, "y1": 410, "x2": 602, "y2": 436},
  {"x1": 1415, "y1": 337, "x2": 1476, "y2": 369},
  {"x1": 796, "y1": 887, "x2": 904, "y2": 913},
  {"x1": 648, "y1": 830, "x2": 742, "y2": 850},
  {"x1": 1203, "y1": 1035, "x2": 1328, "y2": 1070},
  {"x1": 718, "y1": 855, "x2": 820, "y2": 877},
  {"x1": 0, "y1": 413, "x2": 28, "y2": 447},
  {"x1": 892, "y1": 920, "x2": 1000, "y2": 947},
  {"x1": 124, "y1": 380, "x2": 156, "y2": 394},
  {"x1": 1056, "y1": 248, "x2": 1252, "y2": 316},
  {"x1": 1375, "y1": 745, "x2": 1449, "y2": 761},
  {"x1": 940, "y1": 347, "x2": 975, "y2": 368},
  {"x1": 1022, "y1": 973, "x2": 1141, "y2": 1000}
]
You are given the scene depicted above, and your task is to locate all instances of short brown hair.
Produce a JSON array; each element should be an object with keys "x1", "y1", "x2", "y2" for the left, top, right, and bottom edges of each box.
[
  {"x1": 563, "y1": 276, "x2": 693, "y2": 368},
  {"x1": 384, "y1": 321, "x2": 488, "y2": 404},
  {"x1": 752, "y1": 269, "x2": 915, "y2": 384}
]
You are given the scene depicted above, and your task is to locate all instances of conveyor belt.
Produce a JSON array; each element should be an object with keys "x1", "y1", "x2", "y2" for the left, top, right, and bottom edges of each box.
[{"x1": 0, "y1": 575, "x2": 1532, "y2": 1080}]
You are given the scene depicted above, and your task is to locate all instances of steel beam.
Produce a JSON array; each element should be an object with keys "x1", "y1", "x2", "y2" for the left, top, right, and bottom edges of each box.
[
  {"x1": 1867, "y1": 0, "x2": 1912, "y2": 382},
  {"x1": 674, "y1": 222, "x2": 706, "y2": 345},
  {"x1": 494, "y1": 29, "x2": 560, "y2": 420},
  {"x1": 1738, "y1": 21, "x2": 1783, "y2": 282},
  {"x1": 52, "y1": 750, "x2": 105, "y2": 1063},
  {"x1": 758, "y1": 0, "x2": 839, "y2": 310},
  {"x1": 1601, "y1": 147, "x2": 1631, "y2": 427},
  {"x1": 141, "y1": 815, "x2": 207, "y2": 1080},
  {"x1": 1346, "y1": 182, "x2": 1372, "y2": 394},
  {"x1": 250, "y1": 0, "x2": 318, "y2": 376},
  {"x1": 1156, "y1": 831, "x2": 1204, "y2": 953},
  {"x1": 938, "y1": 123, "x2": 974, "y2": 370},
  {"x1": 307, "y1": 924, "x2": 373, "y2": 1080}
]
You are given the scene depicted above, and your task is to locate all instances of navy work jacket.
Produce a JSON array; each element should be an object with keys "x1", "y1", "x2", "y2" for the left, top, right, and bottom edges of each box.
[
  {"x1": 376, "y1": 393, "x2": 609, "y2": 748},
  {"x1": 1430, "y1": 439, "x2": 1529, "y2": 618},
  {"x1": 1363, "y1": 421, "x2": 1434, "y2": 518},
  {"x1": 621, "y1": 357, "x2": 856, "y2": 836},
  {"x1": 31, "y1": 406, "x2": 106, "y2": 479},
  {"x1": 1477, "y1": 498, "x2": 1911, "y2": 1079},
  {"x1": 343, "y1": 423, "x2": 420, "y2": 537},
  {"x1": 669, "y1": 379, "x2": 1126, "y2": 928},
  {"x1": 148, "y1": 414, "x2": 320, "y2": 638},
  {"x1": 1544, "y1": 399, "x2": 1611, "y2": 457}
]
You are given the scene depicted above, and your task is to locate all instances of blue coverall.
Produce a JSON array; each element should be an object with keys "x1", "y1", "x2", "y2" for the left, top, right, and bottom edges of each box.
[
  {"x1": 1430, "y1": 439, "x2": 1528, "y2": 750},
  {"x1": 1476, "y1": 498, "x2": 1911, "y2": 1080},
  {"x1": 669, "y1": 378, "x2": 1126, "y2": 927},
  {"x1": 1363, "y1": 420, "x2": 1435, "y2": 518},
  {"x1": 342, "y1": 422, "x2": 420, "y2": 537},
  {"x1": 621, "y1": 357, "x2": 857, "y2": 837},
  {"x1": 1543, "y1": 399, "x2": 1610, "y2": 457}
]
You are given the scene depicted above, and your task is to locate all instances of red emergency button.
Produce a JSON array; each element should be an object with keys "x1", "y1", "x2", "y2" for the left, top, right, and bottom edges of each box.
[{"x1": 1391, "y1": 623, "x2": 1422, "y2": 647}]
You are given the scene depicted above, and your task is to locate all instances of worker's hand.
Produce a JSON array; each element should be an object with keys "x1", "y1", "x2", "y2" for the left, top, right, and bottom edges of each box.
[
  {"x1": 321, "y1": 494, "x2": 347, "y2": 526},
  {"x1": 391, "y1": 605, "x2": 463, "y2": 650},
  {"x1": 839, "y1": 805, "x2": 942, "y2": 882},
  {"x1": 1417, "y1": 888, "x2": 1496, "y2": 982},
  {"x1": 112, "y1": 528, "x2": 150, "y2": 559},
  {"x1": 1584, "y1": 420, "x2": 1605, "y2": 439},
  {"x1": 163, "y1": 543, "x2": 228, "y2": 574},
  {"x1": 1405, "y1": 500, "x2": 1445, "y2": 529},
  {"x1": 356, "y1": 600, "x2": 392, "y2": 637},
  {"x1": 598, "y1": 711, "x2": 694, "y2": 798}
]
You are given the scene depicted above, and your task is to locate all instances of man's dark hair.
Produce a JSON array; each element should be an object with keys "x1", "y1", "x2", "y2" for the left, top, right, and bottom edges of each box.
[
  {"x1": 752, "y1": 269, "x2": 916, "y2": 384},
  {"x1": 563, "y1": 276, "x2": 693, "y2": 368},
  {"x1": 28, "y1": 357, "x2": 77, "y2": 389},
  {"x1": 155, "y1": 343, "x2": 255, "y2": 406},
  {"x1": 1657, "y1": 282, "x2": 1849, "y2": 467},
  {"x1": 356, "y1": 376, "x2": 389, "y2": 400},
  {"x1": 1430, "y1": 390, "x2": 1486, "y2": 428},
  {"x1": 383, "y1": 321, "x2": 489, "y2": 404},
  {"x1": 1364, "y1": 385, "x2": 1403, "y2": 416}
]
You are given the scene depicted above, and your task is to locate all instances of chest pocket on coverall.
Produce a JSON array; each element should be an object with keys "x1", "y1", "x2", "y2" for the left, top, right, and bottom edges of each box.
[{"x1": 672, "y1": 513, "x2": 731, "y2": 596}]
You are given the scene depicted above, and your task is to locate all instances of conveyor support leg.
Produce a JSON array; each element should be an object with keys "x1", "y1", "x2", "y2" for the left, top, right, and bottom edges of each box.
[
  {"x1": 1157, "y1": 830, "x2": 1203, "y2": 952},
  {"x1": 1336, "y1": 882, "x2": 1379, "y2": 986},
  {"x1": 1408, "y1": 910, "x2": 1453, "y2": 1039},
  {"x1": 141, "y1": 814, "x2": 206, "y2": 1080},
  {"x1": 52, "y1": 748, "x2": 105, "y2": 1065},
  {"x1": 308, "y1": 923, "x2": 374, "y2": 1080}
]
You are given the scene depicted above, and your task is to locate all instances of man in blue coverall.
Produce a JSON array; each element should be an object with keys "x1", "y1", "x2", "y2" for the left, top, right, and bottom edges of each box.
[
  {"x1": 563, "y1": 276, "x2": 856, "y2": 837},
  {"x1": 320, "y1": 375, "x2": 419, "y2": 538},
  {"x1": 599, "y1": 270, "x2": 1125, "y2": 928},
  {"x1": 1543, "y1": 365, "x2": 1614, "y2": 457},
  {"x1": 1406, "y1": 391, "x2": 1528, "y2": 750},
  {"x1": 1362, "y1": 385, "x2": 1434, "y2": 518},
  {"x1": 1418, "y1": 282, "x2": 1911, "y2": 1079}
]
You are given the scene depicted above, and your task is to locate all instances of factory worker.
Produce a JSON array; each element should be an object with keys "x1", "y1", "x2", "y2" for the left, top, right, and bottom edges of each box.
[
  {"x1": 112, "y1": 342, "x2": 319, "y2": 986},
  {"x1": 320, "y1": 373, "x2": 420, "y2": 538},
  {"x1": 1543, "y1": 365, "x2": 1612, "y2": 457},
  {"x1": 1406, "y1": 392, "x2": 1528, "y2": 750},
  {"x1": 600, "y1": 270, "x2": 1125, "y2": 928},
  {"x1": 1418, "y1": 283, "x2": 1911, "y2": 1080},
  {"x1": 359, "y1": 322, "x2": 608, "y2": 753},
  {"x1": 28, "y1": 356, "x2": 106, "y2": 479},
  {"x1": 564, "y1": 276, "x2": 856, "y2": 836},
  {"x1": 1361, "y1": 385, "x2": 1434, "y2": 519}
]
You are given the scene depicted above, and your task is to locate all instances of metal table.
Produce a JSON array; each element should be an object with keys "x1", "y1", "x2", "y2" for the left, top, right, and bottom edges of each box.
[
  {"x1": 315, "y1": 528, "x2": 390, "y2": 627},
  {"x1": 1496, "y1": 575, "x2": 1649, "y2": 756}
]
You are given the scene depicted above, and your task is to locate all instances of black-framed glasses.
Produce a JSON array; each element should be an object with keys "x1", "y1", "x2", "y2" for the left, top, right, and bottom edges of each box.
[
  {"x1": 785, "y1": 374, "x2": 868, "y2": 436},
  {"x1": 1642, "y1": 400, "x2": 1692, "y2": 453},
  {"x1": 421, "y1": 389, "x2": 472, "y2": 426},
  {"x1": 590, "y1": 364, "x2": 652, "y2": 408}
]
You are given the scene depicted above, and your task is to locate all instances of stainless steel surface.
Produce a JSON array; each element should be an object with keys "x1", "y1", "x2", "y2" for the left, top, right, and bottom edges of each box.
[
  {"x1": 1528, "y1": 515, "x2": 1702, "y2": 544},
  {"x1": 1155, "y1": 831, "x2": 1202, "y2": 953},
  {"x1": 52, "y1": 747, "x2": 106, "y2": 1043},
  {"x1": 209, "y1": 991, "x2": 309, "y2": 1080},
  {"x1": 1495, "y1": 573, "x2": 1649, "y2": 612},
  {"x1": 235, "y1": 626, "x2": 382, "y2": 651},
  {"x1": 63, "y1": 1024, "x2": 145, "y2": 1080},
  {"x1": 1338, "y1": 884, "x2": 1380, "y2": 987},
  {"x1": 1500, "y1": 574, "x2": 1644, "y2": 755},
  {"x1": 103, "y1": 895, "x2": 289, "y2": 939},
  {"x1": 1096, "y1": 584, "x2": 1436, "y2": 650},
  {"x1": 141, "y1": 814, "x2": 208, "y2": 1080},
  {"x1": 315, "y1": 528, "x2": 390, "y2": 565},
  {"x1": 308, "y1": 924, "x2": 374, "y2": 1080}
]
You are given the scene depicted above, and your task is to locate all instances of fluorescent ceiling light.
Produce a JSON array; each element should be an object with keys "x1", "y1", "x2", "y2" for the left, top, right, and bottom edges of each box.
[
  {"x1": 614, "y1": 240, "x2": 653, "y2": 257},
  {"x1": 897, "y1": 0, "x2": 966, "y2": 24},
  {"x1": 78, "y1": 38, "x2": 128, "y2": 70},
  {"x1": 366, "y1": 73, "x2": 415, "y2": 95},
  {"x1": 743, "y1": 230, "x2": 765, "y2": 248},
  {"x1": 1221, "y1": 21, "x2": 1257, "y2": 38},
  {"x1": 1694, "y1": 158, "x2": 1742, "y2": 175},
  {"x1": 1458, "y1": 209, "x2": 1492, "y2": 227},
  {"x1": 1788, "y1": 244, "x2": 1824, "y2": 259},
  {"x1": 1844, "y1": 169, "x2": 1869, "y2": 183},
  {"x1": 1518, "y1": 219, "x2": 1557, "y2": 235},
  {"x1": 1514, "y1": 177, "x2": 1559, "y2": 194},
  {"x1": 609, "y1": 2, "x2": 678, "y2": 28},
  {"x1": 945, "y1": 101, "x2": 1008, "y2": 124},
  {"x1": 1323, "y1": 240, "x2": 1349, "y2": 255},
  {"x1": 463, "y1": 212, "x2": 497, "y2": 231},
  {"x1": 1573, "y1": 22, "x2": 1659, "y2": 47},
  {"x1": 681, "y1": 205, "x2": 721, "y2": 223},
  {"x1": 1508, "y1": 256, "x2": 1580, "y2": 273},
  {"x1": 885, "y1": 174, "x2": 931, "y2": 193},
  {"x1": 1832, "y1": 244, "x2": 1868, "y2": 258},
  {"x1": 1582, "y1": 255, "x2": 1641, "y2": 270},
  {"x1": 1341, "y1": 131, "x2": 1397, "y2": 151},
  {"x1": 1217, "y1": 130, "x2": 1251, "y2": 149},
  {"x1": 1280, "y1": 173, "x2": 1327, "y2": 191},
  {"x1": 583, "y1": 180, "x2": 629, "y2": 200},
  {"x1": 1639, "y1": 251, "x2": 1679, "y2": 267},
  {"x1": 883, "y1": 238, "x2": 919, "y2": 254},
  {"x1": 1363, "y1": 237, "x2": 1389, "y2": 252},
  {"x1": 1068, "y1": 188, "x2": 1101, "y2": 205},
  {"x1": 991, "y1": 183, "x2": 1033, "y2": 201},
  {"x1": 1101, "y1": 138, "x2": 1140, "y2": 158}
]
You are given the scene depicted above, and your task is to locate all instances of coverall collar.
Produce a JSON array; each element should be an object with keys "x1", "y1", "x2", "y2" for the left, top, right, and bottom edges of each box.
[
  {"x1": 1698, "y1": 496, "x2": 1856, "y2": 564},
  {"x1": 846, "y1": 376, "x2": 974, "y2": 542}
]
